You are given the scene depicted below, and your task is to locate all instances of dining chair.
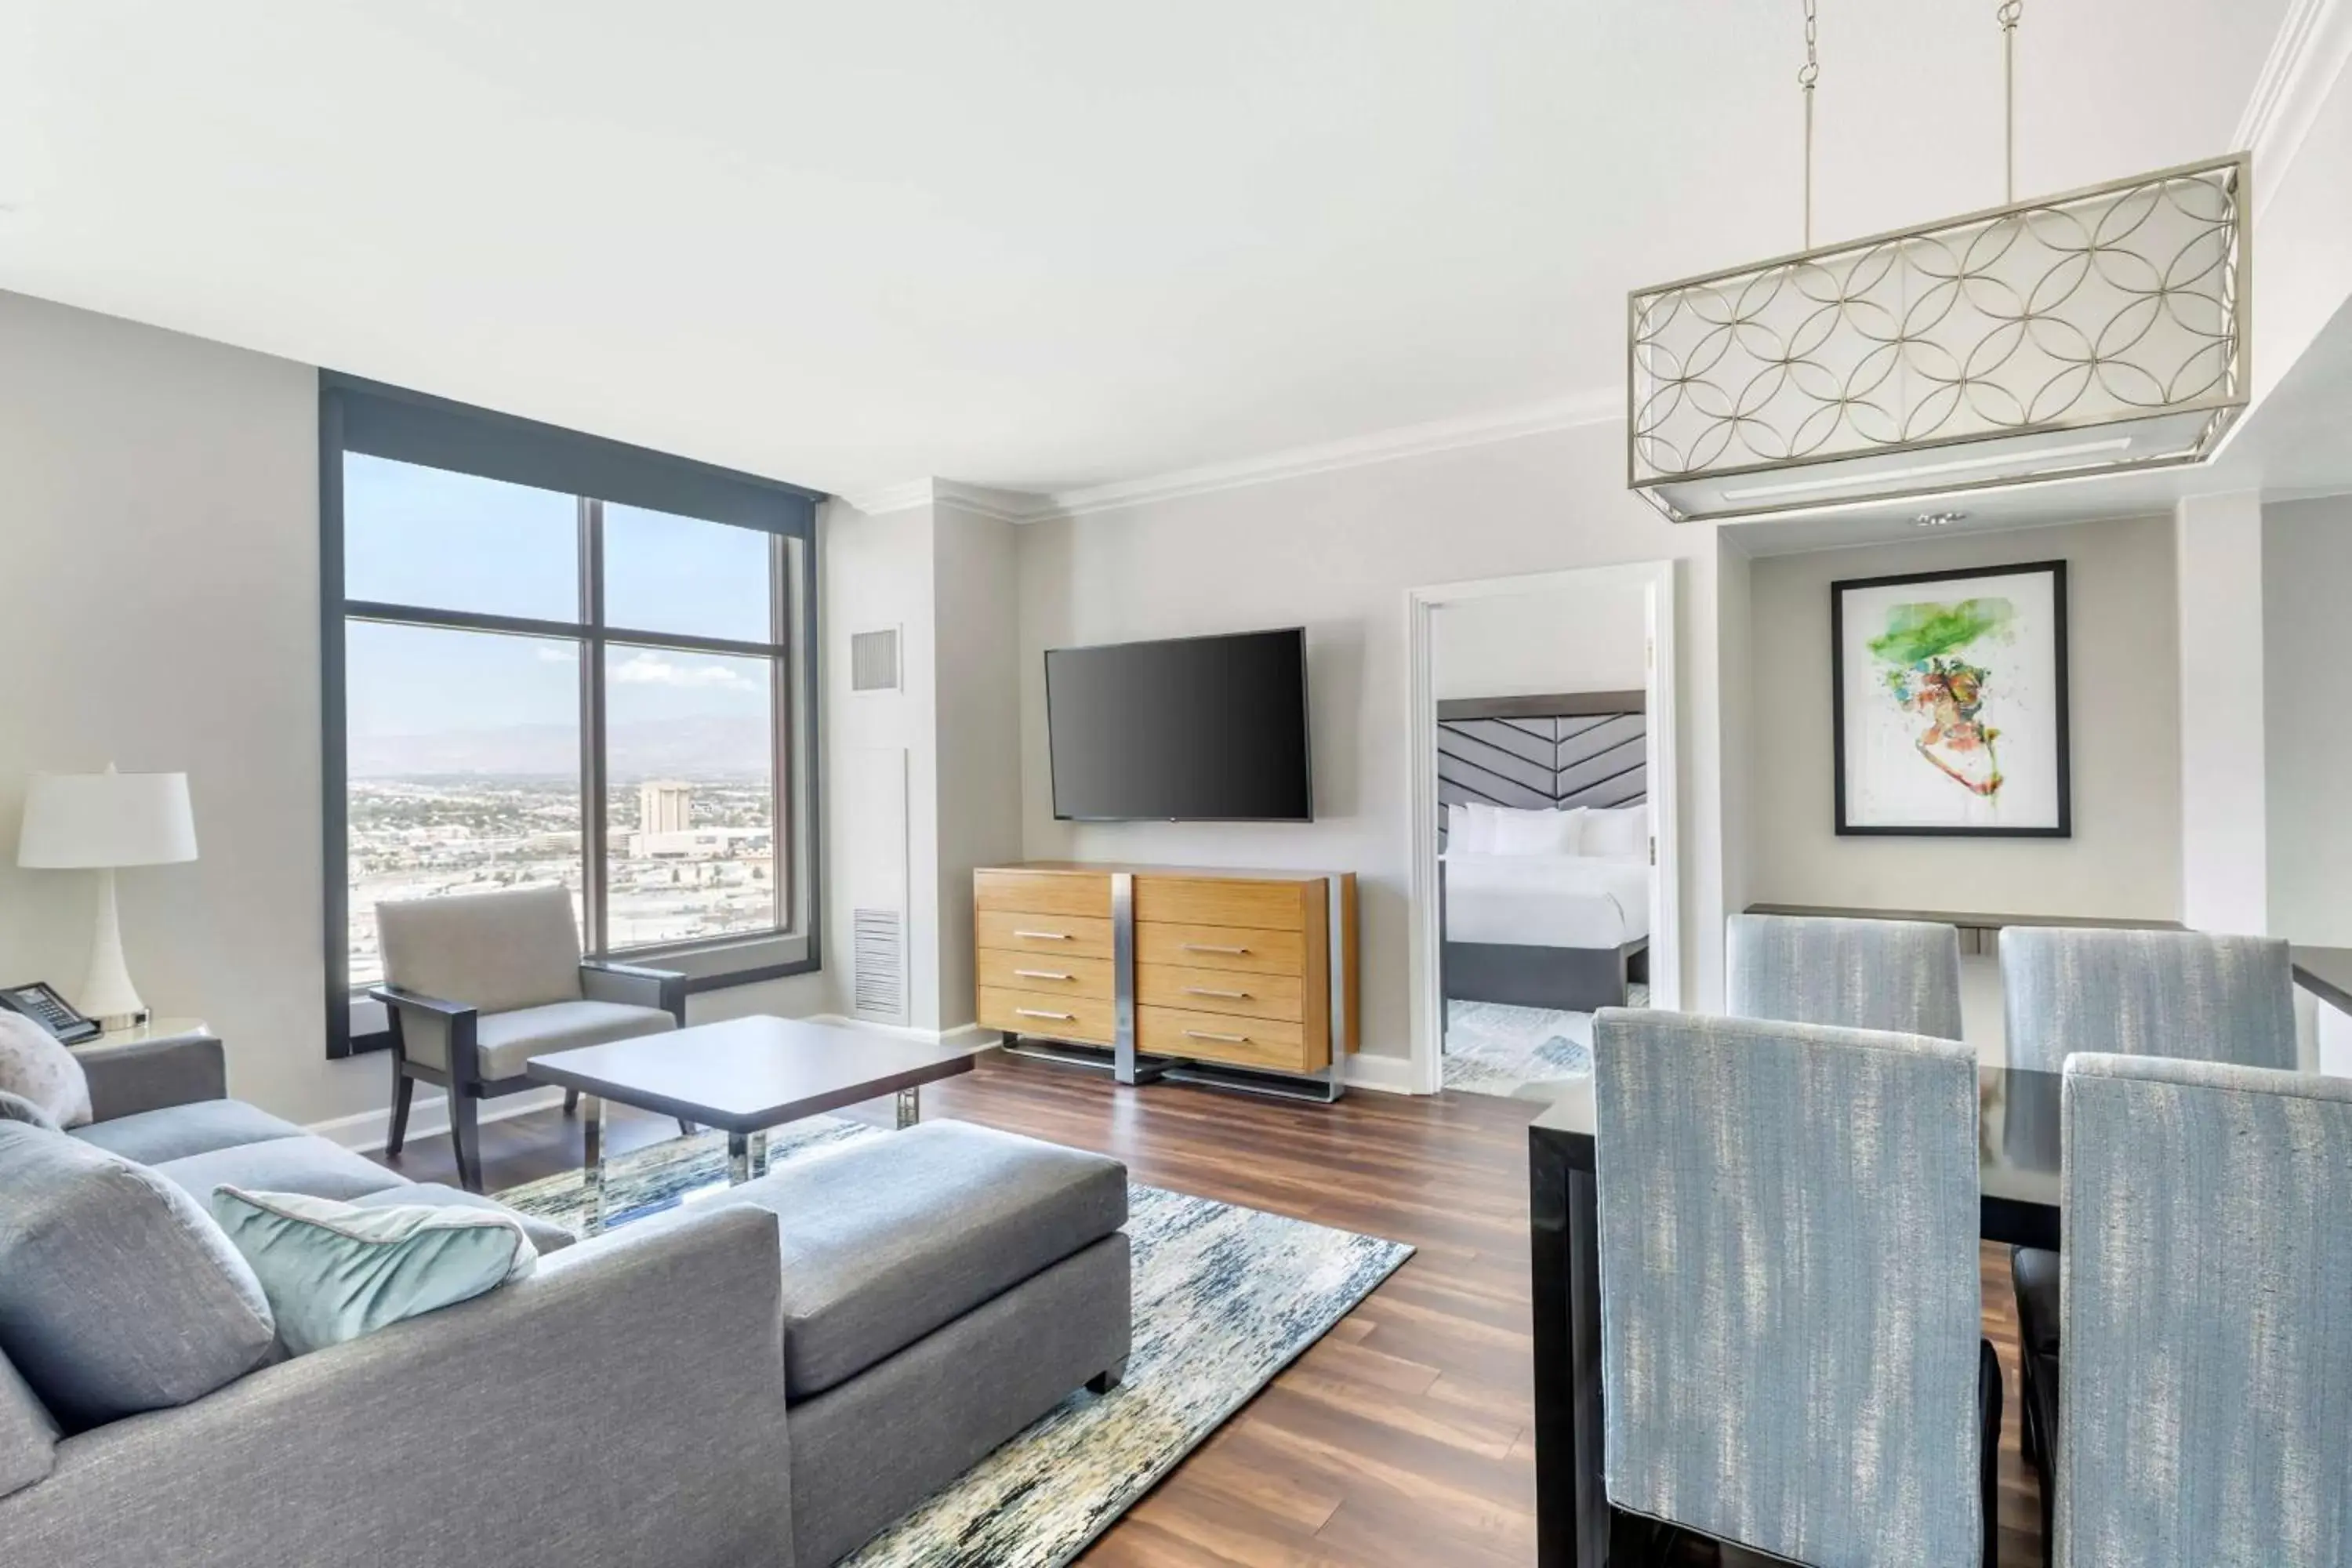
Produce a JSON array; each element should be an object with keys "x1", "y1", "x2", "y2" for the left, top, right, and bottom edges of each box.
[
  {"x1": 1999, "y1": 925, "x2": 2297, "y2": 1549},
  {"x1": 1593, "y1": 1008, "x2": 2000, "y2": 1567},
  {"x1": 1726, "y1": 913, "x2": 1965, "y2": 1040},
  {"x1": 2056, "y1": 1053, "x2": 2352, "y2": 1566}
]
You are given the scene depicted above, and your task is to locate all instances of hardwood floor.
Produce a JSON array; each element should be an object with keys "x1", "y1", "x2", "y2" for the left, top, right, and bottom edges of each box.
[{"x1": 374, "y1": 1051, "x2": 2047, "y2": 1566}]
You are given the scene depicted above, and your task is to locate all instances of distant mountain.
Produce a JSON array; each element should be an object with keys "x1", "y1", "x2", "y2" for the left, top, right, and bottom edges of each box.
[{"x1": 349, "y1": 716, "x2": 771, "y2": 779}]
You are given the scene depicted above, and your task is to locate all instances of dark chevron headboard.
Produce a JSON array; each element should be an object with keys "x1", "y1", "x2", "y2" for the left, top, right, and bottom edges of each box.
[{"x1": 1437, "y1": 691, "x2": 1646, "y2": 838}]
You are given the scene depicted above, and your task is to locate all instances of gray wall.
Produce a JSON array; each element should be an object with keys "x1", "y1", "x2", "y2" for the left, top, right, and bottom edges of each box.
[
  {"x1": 1746, "y1": 514, "x2": 2183, "y2": 921},
  {"x1": 0, "y1": 291, "x2": 829, "y2": 1131},
  {"x1": 2265, "y1": 495, "x2": 2352, "y2": 946},
  {"x1": 1015, "y1": 419, "x2": 1733, "y2": 1065}
]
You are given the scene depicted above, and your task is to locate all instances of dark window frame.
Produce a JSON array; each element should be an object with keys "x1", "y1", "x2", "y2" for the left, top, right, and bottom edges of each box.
[{"x1": 321, "y1": 373, "x2": 826, "y2": 1058}]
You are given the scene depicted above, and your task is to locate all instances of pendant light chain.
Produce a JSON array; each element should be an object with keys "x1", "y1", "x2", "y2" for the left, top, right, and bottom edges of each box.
[
  {"x1": 1799, "y1": 0, "x2": 1820, "y2": 248},
  {"x1": 1998, "y1": 0, "x2": 2022, "y2": 201}
]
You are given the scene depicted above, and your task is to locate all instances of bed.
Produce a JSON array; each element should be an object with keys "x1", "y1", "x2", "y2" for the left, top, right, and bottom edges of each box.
[{"x1": 1439, "y1": 691, "x2": 1650, "y2": 1013}]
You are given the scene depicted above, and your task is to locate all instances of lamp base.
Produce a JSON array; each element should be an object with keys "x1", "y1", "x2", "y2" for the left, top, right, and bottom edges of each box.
[{"x1": 76, "y1": 867, "x2": 151, "y2": 1029}]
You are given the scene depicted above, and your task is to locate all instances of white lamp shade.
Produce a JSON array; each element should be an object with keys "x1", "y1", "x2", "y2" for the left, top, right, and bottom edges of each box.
[{"x1": 17, "y1": 771, "x2": 199, "y2": 869}]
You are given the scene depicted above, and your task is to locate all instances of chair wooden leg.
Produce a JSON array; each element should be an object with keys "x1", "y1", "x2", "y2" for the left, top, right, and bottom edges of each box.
[
  {"x1": 564, "y1": 1087, "x2": 580, "y2": 1116},
  {"x1": 450, "y1": 1091, "x2": 485, "y2": 1193},
  {"x1": 385, "y1": 1069, "x2": 416, "y2": 1156},
  {"x1": 1980, "y1": 1339, "x2": 2004, "y2": 1568}
]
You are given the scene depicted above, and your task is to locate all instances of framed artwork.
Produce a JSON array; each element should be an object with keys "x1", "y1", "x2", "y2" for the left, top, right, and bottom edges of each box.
[{"x1": 1831, "y1": 560, "x2": 2071, "y2": 837}]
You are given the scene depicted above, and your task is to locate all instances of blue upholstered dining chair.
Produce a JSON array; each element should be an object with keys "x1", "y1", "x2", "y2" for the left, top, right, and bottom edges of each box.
[
  {"x1": 1726, "y1": 913, "x2": 1965, "y2": 1040},
  {"x1": 2056, "y1": 1054, "x2": 2352, "y2": 1567},
  {"x1": 1592, "y1": 1009, "x2": 2001, "y2": 1568},
  {"x1": 1999, "y1": 924, "x2": 2298, "y2": 1551}
]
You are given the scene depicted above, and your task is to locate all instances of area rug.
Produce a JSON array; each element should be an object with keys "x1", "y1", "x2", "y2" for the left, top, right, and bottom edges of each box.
[
  {"x1": 495, "y1": 1119, "x2": 1412, "y2": 1567},
  {"x1": 1440, "y1": 985, "x2": 1648, "y2": 1100}
]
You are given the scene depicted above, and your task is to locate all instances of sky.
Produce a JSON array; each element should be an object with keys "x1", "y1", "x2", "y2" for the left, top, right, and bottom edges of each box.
[{"x1": 343, "y1": 454, "x2": 779, "y2": 743}]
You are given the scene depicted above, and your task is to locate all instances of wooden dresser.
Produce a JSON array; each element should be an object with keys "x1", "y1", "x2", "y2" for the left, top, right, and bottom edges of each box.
[{"x1": 974, "y1": 862, "x2": 1359, "y2": 1101}]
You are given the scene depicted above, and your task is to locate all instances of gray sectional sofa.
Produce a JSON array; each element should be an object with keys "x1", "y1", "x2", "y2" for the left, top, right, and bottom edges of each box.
[{"x1": 0, "y1": 1034, "x2": 1131, "y2": 1567}]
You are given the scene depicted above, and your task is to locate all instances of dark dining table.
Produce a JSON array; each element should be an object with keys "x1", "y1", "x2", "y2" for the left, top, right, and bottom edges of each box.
[{"x1": 1527, "y1": 1062, "x2": 2067, "y2": 1567}]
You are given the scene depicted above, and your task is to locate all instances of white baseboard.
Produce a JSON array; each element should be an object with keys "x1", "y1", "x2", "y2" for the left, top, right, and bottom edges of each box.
[
  {"x1": 1343, "y1": 1051, "x2": 1424, "y2": 1095},
  {"x1": 307, "y1": 1087, "x2": 570, "y2": 1154}
]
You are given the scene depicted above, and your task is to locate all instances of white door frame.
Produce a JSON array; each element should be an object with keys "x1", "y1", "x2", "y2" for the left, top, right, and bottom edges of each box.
[{"x1": 1404, "y1": 560, "x2": 1682, "y2": 1095}]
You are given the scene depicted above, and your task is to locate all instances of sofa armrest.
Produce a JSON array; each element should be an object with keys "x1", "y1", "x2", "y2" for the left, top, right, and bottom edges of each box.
[
  {"x1": 579, "y1": 958, "x2": 688, "y2": 1025},
  {"x1": 74, "y1": 1035, "x2": 227, "y2": 1123},
  {"x1": 1, "y1": 1205, "x2": 794, "y2": 1568}
]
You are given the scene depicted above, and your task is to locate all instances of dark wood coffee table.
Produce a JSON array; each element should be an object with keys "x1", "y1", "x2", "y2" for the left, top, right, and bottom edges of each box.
[{"x1": 526, "y1": 1014, "x2": 977, "y2": 1233}]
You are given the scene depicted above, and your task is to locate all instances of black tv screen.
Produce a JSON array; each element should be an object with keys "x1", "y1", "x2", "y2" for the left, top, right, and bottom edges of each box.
[{"x1": 1046, "y1": 629, "x2": 1312, "y2": 821}]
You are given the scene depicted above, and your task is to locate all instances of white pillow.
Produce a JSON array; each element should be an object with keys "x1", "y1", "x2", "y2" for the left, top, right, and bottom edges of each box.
[
  {"x1": 1490, "y1": 806, "x2": 1584, "y2": 856},
  {"x1": 1445, "y1": 803, "x2": 1485, "y2": 853},
  {"x1": 0, "y1": 1010, "x2": 92, "y2": 1128},
  {"x1": 1584, "y1": 804, "x2": 1650, "y2": 858}
]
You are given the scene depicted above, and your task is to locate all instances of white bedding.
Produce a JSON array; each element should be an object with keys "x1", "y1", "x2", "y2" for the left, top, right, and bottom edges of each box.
[{"x1": 1442, "y1": 851, "x2": 1650, "y2": 949}]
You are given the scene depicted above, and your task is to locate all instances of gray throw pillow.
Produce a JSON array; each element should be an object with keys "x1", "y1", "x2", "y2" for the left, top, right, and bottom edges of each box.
[
  {"x1": 0, "y1": 1090, "x2": 60, "y2": 1133},
  {"x1": 0, "y1": 1012, "x2": 90, "y2": 1128},
  {"x1": 0, "y1": 1122, "x2": 276, "y2": 1432}
]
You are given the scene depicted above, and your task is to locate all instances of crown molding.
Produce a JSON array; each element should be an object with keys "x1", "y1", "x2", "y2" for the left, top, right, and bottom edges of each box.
[
  {"x1": 835, "y1": 387, "x2": 1622, "y2": 527},
  {"x1": 2238, "y1": 0, "x2": 2351, "y2": 212},
  {"x1": 1031, "y1": 388, "x2": 1622, "y2": 521}
]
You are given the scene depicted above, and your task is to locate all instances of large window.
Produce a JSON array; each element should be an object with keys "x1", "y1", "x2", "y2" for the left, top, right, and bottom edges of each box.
[{"x1": 324, "y1": 378, "x2": 820, "y2": 1055}]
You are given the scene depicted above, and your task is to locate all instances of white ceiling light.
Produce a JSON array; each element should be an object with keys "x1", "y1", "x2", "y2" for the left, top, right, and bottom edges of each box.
[{"x1": 1628, "y1": 1, "x2": 2250, "y2": 524}]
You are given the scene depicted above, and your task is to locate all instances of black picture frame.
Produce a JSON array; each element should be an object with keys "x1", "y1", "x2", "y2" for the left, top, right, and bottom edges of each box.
[{"x1": 1830, "y1": 559, "x2": 2071, "y2": 839}]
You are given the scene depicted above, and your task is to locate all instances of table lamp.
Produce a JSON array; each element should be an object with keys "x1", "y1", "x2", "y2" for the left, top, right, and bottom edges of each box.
[{"x1": 16, "y1": 765, "x2": 199, "y2": 1029}]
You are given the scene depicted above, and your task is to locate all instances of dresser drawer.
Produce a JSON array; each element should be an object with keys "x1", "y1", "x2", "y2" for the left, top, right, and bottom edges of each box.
[
  {"x1": 1138, "y1": 1004, "x2": 1320, "y2": 1073},
  {"x1": 1134, "y1": 921, "x2": 1305, "y2": 976},
  {"x1": 975, "y1": 869, "x2": 1112, "y2": 920},
  {"x1": 1133, "y1": 875, "x2": 1308, "y2": 931},
  {"x1": 1135, "y1": 962, "x2": 1303, "y2": 1022},
  {"x1": 976, "y1": 948, "x2": 1113, "y2": 1001},
  {"x1": 975, "y1": 910, "x2": 1115, "y2": 962},
  {"x1": 978, "y1": 986, "x2": 1116, "y2": 1046}
]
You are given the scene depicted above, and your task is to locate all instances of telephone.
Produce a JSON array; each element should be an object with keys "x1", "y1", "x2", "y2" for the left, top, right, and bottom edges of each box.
[{"x1": 0, "y1": 982, "x2": 102, "y2": 1045}]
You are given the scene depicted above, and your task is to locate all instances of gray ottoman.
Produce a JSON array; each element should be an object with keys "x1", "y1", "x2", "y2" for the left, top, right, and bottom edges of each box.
[{"x1": 711, "y1": 1120, "x2": 1131, "y2": 1566}]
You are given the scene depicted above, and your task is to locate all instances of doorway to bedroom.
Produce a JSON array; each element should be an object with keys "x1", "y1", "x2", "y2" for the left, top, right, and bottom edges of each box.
[{"x1": 1406, "y1": 561, "x2": 1679, "y2": 1100}]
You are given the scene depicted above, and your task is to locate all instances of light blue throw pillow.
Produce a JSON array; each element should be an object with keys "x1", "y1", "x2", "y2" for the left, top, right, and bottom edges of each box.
[{"x1": 209, "y1": 1186, "x2": 538, "y2": 1356}]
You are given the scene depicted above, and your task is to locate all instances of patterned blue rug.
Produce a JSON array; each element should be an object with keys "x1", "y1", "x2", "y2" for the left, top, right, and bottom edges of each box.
[{"x1": 496, "y1": 1117, "x2": 1412, "y2": 1566}]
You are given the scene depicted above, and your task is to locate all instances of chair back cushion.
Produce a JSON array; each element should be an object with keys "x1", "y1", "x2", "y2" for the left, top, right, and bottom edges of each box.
[
  {"x1": 0, "y1": 1122, "x2": 276, "y2": 1432},
  {"x1": 1594, "y1": 1009, "x2": 1983, "y2": 1566},
  {"x1": 2059, "y1": 1054, "x2": 2352, "y2": 1566},
  {"x1": 376, "y1": 885, "x2": 583, "y2": 1014},
  {"x1": 1726, "y1": 913, "x2": 1965, "y2": 1039},
  {"x1": 2001, "y1": 927, "x2": 2295, "y2": 1072}
]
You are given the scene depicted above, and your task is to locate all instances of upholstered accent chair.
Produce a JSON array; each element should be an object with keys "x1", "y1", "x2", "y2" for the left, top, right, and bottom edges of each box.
[
  {"x1": 2000, "y1": 925, "x2": 2298, "y2": 1548},
  {"x1": 2056, "y1": 1054, "x2": 2352, "y2": 1566},
  {"x1": 1592, "y1": 1009, "x2": 2001, "y2": 1567},
  {"x1": 1725, "y1": 912, "x2": 1965, "y2": 1040},
  {"x1": 371, "y1": 886, "x2": 688, "y2": 1192}
]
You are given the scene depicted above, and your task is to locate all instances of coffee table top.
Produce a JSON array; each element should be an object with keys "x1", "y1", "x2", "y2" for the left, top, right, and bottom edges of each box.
[{"x1": 524, "y1": 1014, "x2": 977, "y2": 1134}]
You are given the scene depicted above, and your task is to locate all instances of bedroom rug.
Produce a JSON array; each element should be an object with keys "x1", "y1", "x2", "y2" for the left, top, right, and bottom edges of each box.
[
  {"x1": 495, "y1": 1118, "x2": 1412, "y2": 1568},
  {"x1": 1441, "y1": 986, "x2": 1648, "y2": 1100}
]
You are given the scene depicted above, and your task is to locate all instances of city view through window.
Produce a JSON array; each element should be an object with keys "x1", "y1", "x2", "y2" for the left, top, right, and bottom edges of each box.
[{"x1": 343, "y1": 456, "x2": 787, "y2": 988}]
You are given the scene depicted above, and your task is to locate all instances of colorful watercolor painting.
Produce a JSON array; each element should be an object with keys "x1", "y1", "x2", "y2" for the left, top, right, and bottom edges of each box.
[{"x1": 1832, "y1": 562, "x2": 2070, "y2": 837}]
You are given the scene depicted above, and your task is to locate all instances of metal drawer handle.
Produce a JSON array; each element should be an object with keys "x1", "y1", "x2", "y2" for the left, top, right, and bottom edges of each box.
[
  {"x1": 1014, "y1": 969, "x2": 1074, "y2": 982},
  {"x1": 1017, "y1": 1007, "x2": 1076, "y2": 1022},
  {"x1": 1013, "y1": 929, "x2": 1073, "y2": 941},
  {"x1": 1184, "y1": 1029, "x2": 1249, "y2": 1044},
  {"x1": 1181, "y1": 943, "x2": 1249, "y2": 955},
  {"x1": 1185, "y1": 987, "x2": 1248, "y2": 999}
]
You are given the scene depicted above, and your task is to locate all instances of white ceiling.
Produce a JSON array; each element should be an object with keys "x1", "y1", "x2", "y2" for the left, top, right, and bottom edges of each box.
[{"x1": 0, "y1": 1, "x2": 2292, "y2": 501}]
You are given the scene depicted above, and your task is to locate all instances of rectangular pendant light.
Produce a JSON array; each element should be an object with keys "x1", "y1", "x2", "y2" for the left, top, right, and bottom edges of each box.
[{"x1": 1628, "y1": 154, "x2": 2250, "y2": 523}]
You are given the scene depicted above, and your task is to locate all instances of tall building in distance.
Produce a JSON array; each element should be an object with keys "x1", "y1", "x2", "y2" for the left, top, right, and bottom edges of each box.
[{"x1": 638, "y1": 779, "x2": 694, "y2": 834}]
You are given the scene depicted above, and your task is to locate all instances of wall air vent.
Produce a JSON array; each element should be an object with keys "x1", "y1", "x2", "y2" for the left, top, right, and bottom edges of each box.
[
  {"x1": 850, "y1": 628, "x2": 901, "y2": 693},
  {"x1": 852, "y1": 907, "x2": 909, "y2": 1024}
]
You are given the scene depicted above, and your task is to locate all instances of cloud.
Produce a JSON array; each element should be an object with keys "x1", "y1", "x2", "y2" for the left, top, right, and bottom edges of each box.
[
  {"x1": 535, "y1": 645, "x2": 575, "y2": 665},
  {"x1": 612, "y1": 652, "x2": 752, "y2": 690}
]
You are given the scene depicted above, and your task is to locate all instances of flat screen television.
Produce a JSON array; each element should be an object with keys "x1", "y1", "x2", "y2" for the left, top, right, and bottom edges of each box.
[{"x1": 1045, "y1": 628, "x2": 1312, "y2": 822}]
